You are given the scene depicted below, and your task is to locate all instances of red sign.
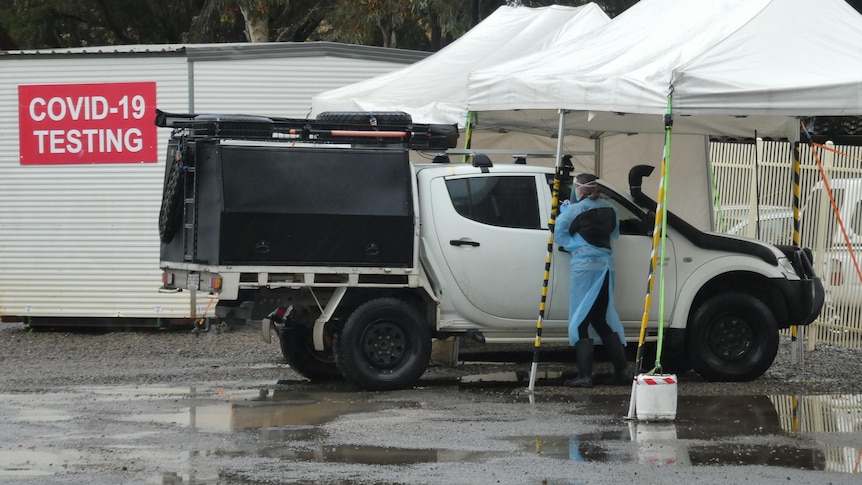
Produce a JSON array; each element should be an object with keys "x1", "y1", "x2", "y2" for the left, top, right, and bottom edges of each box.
[{"x1": 18, "y1": 82, "x2": 157, "y2": 165}]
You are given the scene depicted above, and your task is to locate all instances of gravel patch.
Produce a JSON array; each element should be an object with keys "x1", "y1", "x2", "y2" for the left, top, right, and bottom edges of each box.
[{"x1": 1, "y1": 320, "x2": 860, "y2": 396}]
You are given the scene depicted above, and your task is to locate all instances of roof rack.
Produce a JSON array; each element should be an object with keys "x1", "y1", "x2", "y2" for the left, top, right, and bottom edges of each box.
[{"x1": 154, "y1": 109, "x2": 458, "y2": 150}]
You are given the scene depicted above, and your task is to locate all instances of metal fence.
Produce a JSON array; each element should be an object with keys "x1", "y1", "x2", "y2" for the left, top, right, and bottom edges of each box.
[{"x1": 710, "y1": 139, "x2": 862, "y2": 351}]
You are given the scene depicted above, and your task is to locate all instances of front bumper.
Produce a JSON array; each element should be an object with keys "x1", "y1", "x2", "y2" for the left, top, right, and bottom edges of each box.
[{"x1": 777, "y1": 248, "x2": 825, "y2": 326}]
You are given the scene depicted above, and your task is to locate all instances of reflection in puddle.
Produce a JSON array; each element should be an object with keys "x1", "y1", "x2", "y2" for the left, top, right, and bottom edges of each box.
[
  {"x1": 120, "y1": 389, "x2": 402, "y2": 434},
  {"x1": 520, "y1": 393, "x2": 861, "y2": 474},
  {"x1": 525, "y1": 429, "x2": 826, "y2": 470},
  {"x1": 295, "y1": 445, "x2": 508, "y2": 465}
]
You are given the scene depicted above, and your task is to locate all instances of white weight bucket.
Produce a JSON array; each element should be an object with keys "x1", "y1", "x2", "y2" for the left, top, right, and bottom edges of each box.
[{"x1": 635, "y1": 374, "x2": 678, "y2": 421}]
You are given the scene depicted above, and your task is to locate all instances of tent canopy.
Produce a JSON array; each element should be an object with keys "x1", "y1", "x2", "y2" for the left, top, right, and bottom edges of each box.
[
  {"x1": 311, "y1": 4, "x2": 609, "y2": 127},
  {"x1": 467, "y1": 0, "x2": 862, "y2": 139}
]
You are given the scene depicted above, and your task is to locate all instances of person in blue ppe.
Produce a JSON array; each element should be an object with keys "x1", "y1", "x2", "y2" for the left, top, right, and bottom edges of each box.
[{"x1": 555, "y1": 173, "x2": 633, "y2": 388}]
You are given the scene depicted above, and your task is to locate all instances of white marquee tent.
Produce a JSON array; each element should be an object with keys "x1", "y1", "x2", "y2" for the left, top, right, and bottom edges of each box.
[
  {"x1": 464, "y1": 0, "x2": 862, "y2": 229},
  {"x1": 312, "y1": 3, "x2": 716, "y2": 227},
  {"x1": 311, "y1": 4, "x2": 610, "y2": 127},
  {"x1": 467, "y1": 0, "x2": 862, "y2": 139}
]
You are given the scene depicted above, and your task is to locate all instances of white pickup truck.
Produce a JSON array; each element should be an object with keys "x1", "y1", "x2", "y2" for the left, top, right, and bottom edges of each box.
[{"x1": 156, "y1": 111, "x2": 824, "y2": 391}]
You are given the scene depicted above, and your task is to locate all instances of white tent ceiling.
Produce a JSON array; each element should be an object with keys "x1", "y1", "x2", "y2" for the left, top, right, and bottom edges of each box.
[
  {"x1": 311, "y1": 4, "x2": 610, "y2": 127},
  {"x1": 467, "y1": 0, "x2": 862, "y2": 139}
]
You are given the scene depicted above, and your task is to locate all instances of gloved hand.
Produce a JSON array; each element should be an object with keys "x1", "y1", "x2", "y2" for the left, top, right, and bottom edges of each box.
[{"x1": 560, "y1": 199, "x2": 570, "y2": 212}]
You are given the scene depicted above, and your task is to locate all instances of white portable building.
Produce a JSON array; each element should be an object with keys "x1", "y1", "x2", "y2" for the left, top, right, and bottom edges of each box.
[{"x1": 0, "y1": 42, "x2": 428, "y2": 325}]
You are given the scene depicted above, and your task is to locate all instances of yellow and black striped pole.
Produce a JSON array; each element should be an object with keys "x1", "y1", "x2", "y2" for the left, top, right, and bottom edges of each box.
[
  {"x1": 527, "y1": 170, "x2": 564, "y2": 394},
  {"x1": 791, "y1": 142, "x2": 802, "y2": 364},
  {"x1": 634, "y1": 158, "x2": 667, "y2": 374},
  {"x1": 627, "y1": 93, "x2": 672, "y2": 419},
  {"x1": 527, "y1": 110, "x2": 568, "y2": 395}
]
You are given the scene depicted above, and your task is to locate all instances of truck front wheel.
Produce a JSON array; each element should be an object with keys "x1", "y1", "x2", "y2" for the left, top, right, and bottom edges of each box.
[
  {"x1": 688, "y1": 293, "x2": 779, "y2": 382},
  {"x1": 334, "y1": 298, "x2": 432, "y2": 391}
]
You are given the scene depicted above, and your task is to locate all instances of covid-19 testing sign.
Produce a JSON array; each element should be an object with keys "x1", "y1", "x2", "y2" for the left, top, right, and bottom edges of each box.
[{"x1": 18, "y1": 82, "x2": 157, "y2": 165}]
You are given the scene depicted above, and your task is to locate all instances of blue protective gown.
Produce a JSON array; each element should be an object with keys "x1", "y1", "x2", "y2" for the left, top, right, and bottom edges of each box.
[{"x1": 554, "y1": 197, "x2": 626, "y2": 346}]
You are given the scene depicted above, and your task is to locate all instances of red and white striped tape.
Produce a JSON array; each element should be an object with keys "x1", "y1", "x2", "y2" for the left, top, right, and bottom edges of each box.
[{"x1": 638, "y1": 376, "x2": 677, "y2": 385}]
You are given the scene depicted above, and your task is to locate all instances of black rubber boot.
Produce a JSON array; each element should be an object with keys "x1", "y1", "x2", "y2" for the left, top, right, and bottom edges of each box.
[
  {"x1": 603, "y1": 334, "x2": 634, "y2": 385},
  {"x1": 564, "y1": 339, "x2": 594, "y2": 388}
]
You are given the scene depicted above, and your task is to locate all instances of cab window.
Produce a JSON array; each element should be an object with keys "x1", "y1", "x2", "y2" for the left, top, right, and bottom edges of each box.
[
  {"x1": 544, "y1": 173, "x2": 649, "y2": 235},
  {"x1": 446, "y1": 176, "x2": 541, "y2": 229}
]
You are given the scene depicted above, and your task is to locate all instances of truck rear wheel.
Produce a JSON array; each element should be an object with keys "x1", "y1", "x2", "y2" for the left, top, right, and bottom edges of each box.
[
  {"x1": 334, "y1": 298, "x2": 431, "y2": 391},
  {"x1": 688, "y1": 293, "x2": 779, "y2": 382},
  {"x1": 280, "y1": 324, "x2": 342, "y2": 381}
]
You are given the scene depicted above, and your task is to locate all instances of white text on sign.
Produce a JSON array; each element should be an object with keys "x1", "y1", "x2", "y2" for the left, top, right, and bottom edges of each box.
[{"x1": 18, "y1": 82, "x2": 158, "y2": 165}]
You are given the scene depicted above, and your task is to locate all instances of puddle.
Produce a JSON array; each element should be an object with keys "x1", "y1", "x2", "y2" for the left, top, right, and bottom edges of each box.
[
  {"x1": 295, "y1": 445, "x2": 509, "y2": 465},
  {"x1": 239, "y1": 390, "x2": 857, "y2": 474},
  {"x1": 0, "y1": 450, "x2": 81, "y2": 478},
  {"x1": 120, "y1": 389, "x2": 403, "y2": 433},
  {"x1": 519, "y1": 430, "x2": 827, "y2": 469},
  {"x1": 3, "y1": 377, "x2": 861, "y2": 480},
  {"x1": 515, "y1": 393, "x2": 862, "y2": 474}
]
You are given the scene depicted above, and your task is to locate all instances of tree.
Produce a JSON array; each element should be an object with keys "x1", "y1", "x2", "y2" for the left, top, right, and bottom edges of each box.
[
  {"x1": 0, "y1": 20, "x2": 16, "y2": 49},
  {"x1": 505, "y1": 0, "x2": 637, "y2": 17},
  {"x1": 3, "y1": 1, "x2": 862, "y2": 51},
  {"x1": 186, "y1": 0, "x2": 328, "y2": 43},
  {"x1": 0, "y1": 0, "x2": 209, "y2": 47}
]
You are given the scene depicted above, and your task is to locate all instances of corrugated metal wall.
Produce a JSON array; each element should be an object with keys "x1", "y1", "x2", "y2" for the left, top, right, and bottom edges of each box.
[
  {"x1": 191, "y1": 55, "x2": 414, "y2": 118},
  {"x1": 0, "y1": 44, "x2": 425, "y2": 323},
  {"x1": 0, "y1": 53, "x2": 190, "y2": 321}
]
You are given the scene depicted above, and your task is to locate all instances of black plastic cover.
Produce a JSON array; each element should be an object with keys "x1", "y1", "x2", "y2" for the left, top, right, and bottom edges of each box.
[{"x1": 159, "y1": 141, "x2": 415, "y2": 267}]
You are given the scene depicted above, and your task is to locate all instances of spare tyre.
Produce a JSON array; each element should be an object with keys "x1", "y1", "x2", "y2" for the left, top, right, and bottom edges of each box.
[
  {"x1": 316, "y1": 111, "x2": 412, "y2": 126},
  {"x1": 158, "y1": 154, "x2": 184, "y2": 243}
]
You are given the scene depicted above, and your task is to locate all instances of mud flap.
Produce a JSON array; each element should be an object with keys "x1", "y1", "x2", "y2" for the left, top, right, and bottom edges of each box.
[{"x1": 261, "y1": 316, "x2": 273, "y2": 343}]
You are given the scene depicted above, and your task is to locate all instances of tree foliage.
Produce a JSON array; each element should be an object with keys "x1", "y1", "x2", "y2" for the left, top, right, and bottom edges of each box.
[{"x1": 2, "y1": 0, "x2": 862, "y2": 51}]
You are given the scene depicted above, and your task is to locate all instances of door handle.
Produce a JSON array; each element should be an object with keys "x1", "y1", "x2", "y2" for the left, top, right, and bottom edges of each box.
[{"x1": 450, "y1": 239, "x2": 480, "y2": 247}]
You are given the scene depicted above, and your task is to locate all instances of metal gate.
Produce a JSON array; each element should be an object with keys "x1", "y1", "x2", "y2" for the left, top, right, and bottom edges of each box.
[{"x1": 711, "y1": 139, "x2": 862, "y2": 350}]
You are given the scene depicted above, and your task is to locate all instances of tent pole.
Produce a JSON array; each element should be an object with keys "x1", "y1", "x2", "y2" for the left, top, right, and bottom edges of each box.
[
  {"x1": 594, "y1": 137, "x2": 602, "y2": 178},
  {"x1": 462, "y1": 111, "x2": 475, "y2": 164},
  {"x1": 526, "y1": 109, "x2": 568, "y2": 398}
]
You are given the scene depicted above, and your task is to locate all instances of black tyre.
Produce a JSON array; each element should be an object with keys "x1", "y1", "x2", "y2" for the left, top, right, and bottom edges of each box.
[
  {"x1": 334, "y1": 298, "x2": 431, "y2": 391},
  {"x1": 316, "y1": 111, "x2": 412, "y2": 126},
  {"x1": 279, "y1": 323, "x2": 342, "y2": 381},
  {"x1": 158, "y1": 155, "x2": 184, "y2": 243},
  {"x1": 687, "y1": 293, "x2": 779, "y2": 382}
]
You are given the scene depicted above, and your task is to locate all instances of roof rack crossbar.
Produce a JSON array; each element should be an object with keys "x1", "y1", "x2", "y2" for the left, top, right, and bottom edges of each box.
[{"x1": 154, "y1": 109, "x2": 458, "y2": 149}]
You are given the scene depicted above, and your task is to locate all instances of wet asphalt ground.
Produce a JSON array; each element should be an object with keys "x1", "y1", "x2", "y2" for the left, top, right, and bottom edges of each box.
[{"x1": 0, "y1": 321, "x2": 860, "y2": 484}]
